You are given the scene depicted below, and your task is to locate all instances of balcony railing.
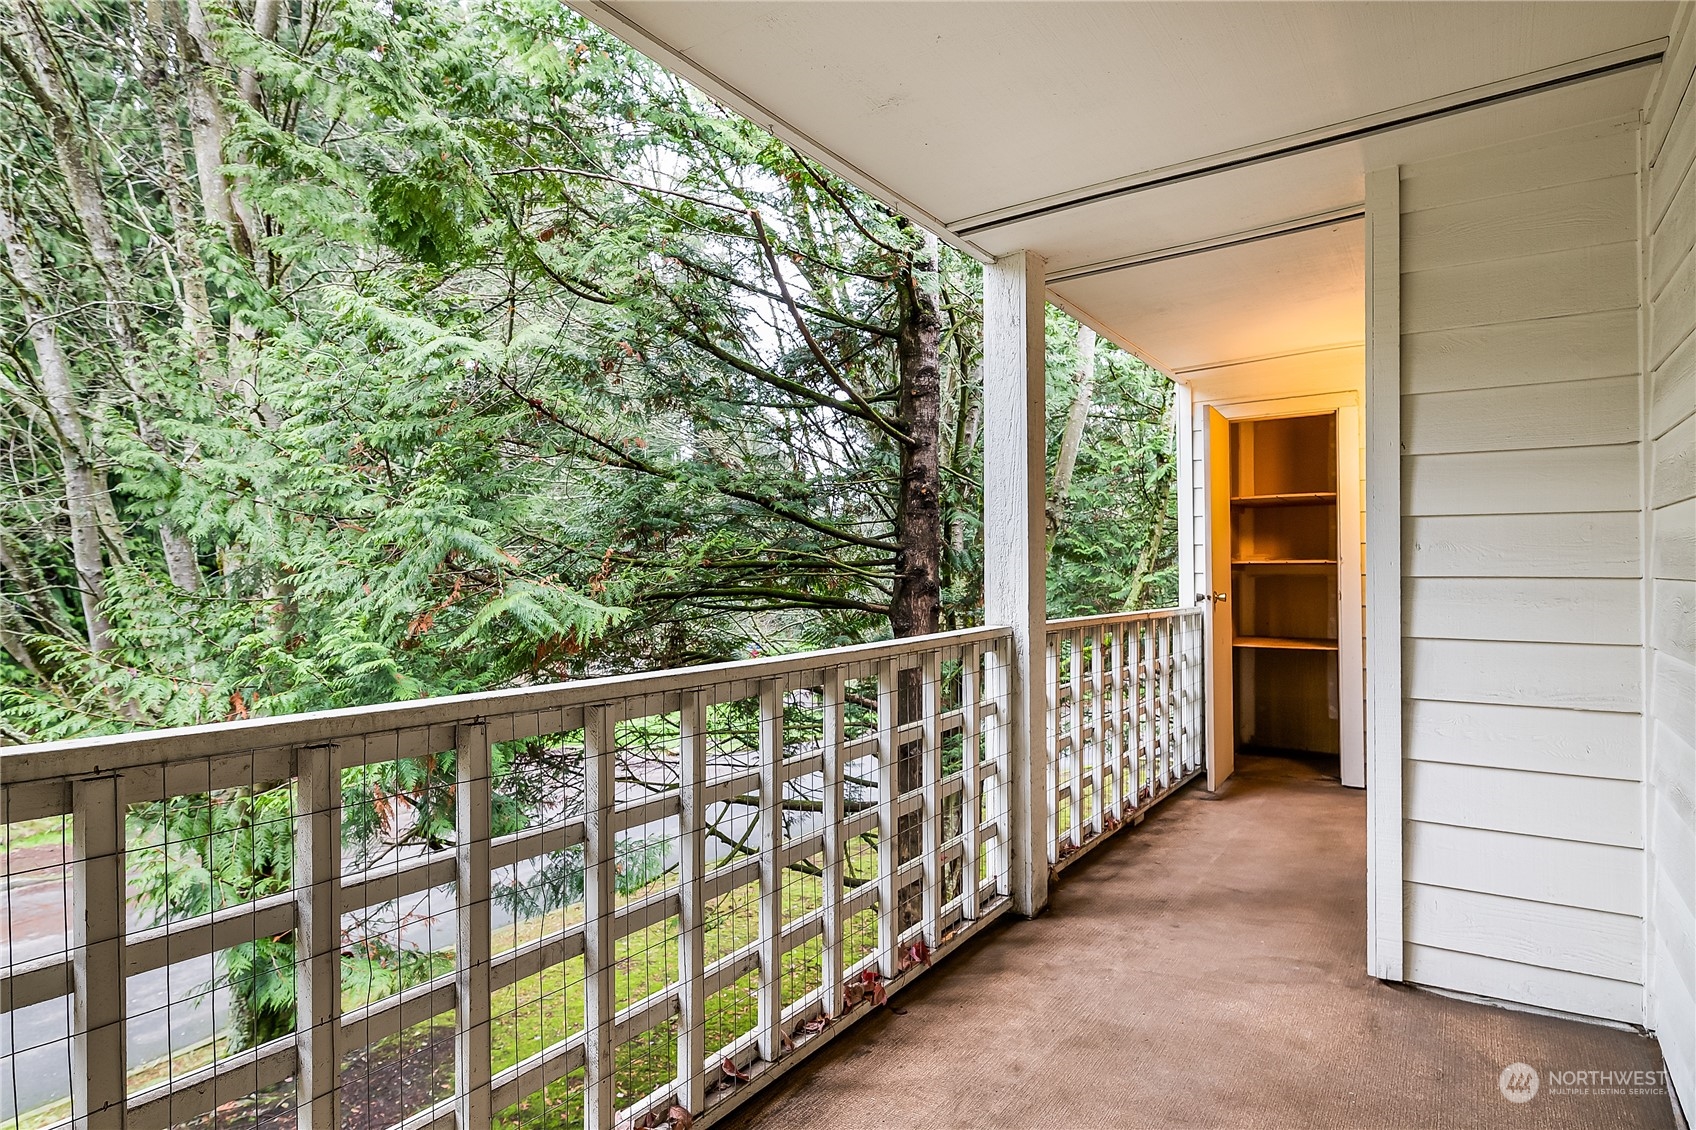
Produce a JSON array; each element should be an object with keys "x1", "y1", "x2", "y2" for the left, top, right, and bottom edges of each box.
[
  {"x1": 1, "y1": 609, "x2": 1201, "y2": 1130},
  {"x1": 1045, "y1": 608, "x2": 1205, "y2": 869}
]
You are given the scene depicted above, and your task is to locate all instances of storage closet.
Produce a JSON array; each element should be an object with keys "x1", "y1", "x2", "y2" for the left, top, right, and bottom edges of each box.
[{"x1": 1228, "y1": 413, "x2": 1340, "y2": 756}]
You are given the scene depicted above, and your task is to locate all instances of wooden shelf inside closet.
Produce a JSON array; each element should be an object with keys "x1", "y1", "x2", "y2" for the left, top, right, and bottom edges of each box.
[
  {"x1": 1234, "y1": 635, "x2": 1339, "y2": 651},
  {"x1": 1230, "y1": 492, "x2": 1337, "y2": 508},
  {"x1": 1227, "y1": 413, "x2": 1342, "y2": 756}
]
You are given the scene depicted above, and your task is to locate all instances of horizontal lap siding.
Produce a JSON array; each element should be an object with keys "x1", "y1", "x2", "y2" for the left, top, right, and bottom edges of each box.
[
  {"x1": 1398, "y1": 119, "x2": 1645, "y2": 1023},
  {"x1": 1645, "y1": 9, "x2": 1696, "y2": 1110},
  {"x1": 1406, "y1": 512, "x2": 1640, "y2": 578},
  {"x1": 1404, "y1": 577, "x2": 1641, "y2": 646},
  {"x1": 1406, "y1": 699, "x2": 1642, "y2": 780}
]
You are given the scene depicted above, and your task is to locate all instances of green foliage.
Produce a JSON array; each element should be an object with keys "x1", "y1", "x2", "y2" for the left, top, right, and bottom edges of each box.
[
  {"x1": 0, "y1": 0, "x2": 1178, "y2": 1074},
  {"x1": 1046, "y1": 322, "x2": 1180, "y2": 614},
  {"x1": 128, "y1": 786, "x2": 297, "y2": 1048}
]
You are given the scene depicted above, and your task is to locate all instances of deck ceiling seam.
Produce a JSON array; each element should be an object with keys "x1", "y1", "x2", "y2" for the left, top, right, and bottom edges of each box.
[{"x1": 954, "y1": 40, "x2": 1667, "y2": 238}]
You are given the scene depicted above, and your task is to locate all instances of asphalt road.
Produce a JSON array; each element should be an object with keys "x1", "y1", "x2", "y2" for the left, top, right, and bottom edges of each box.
[{"x1": 2, "y1": 870, "x2": 230, "y2": 1121}]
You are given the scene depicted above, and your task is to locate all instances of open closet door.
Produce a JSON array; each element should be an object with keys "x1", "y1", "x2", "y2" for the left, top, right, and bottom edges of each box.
[{"x1": 1203, "y1": 405, "x2": 1234, "y2": 791}]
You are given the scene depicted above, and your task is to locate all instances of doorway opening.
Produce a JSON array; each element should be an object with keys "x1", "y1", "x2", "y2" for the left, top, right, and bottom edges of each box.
[
  {"x1": 1230, "y1": 413, "x2": 1342, "y2": 763},
  {"x1": 1204, "y1": 402, "x2": 1364, "y2": 791}
]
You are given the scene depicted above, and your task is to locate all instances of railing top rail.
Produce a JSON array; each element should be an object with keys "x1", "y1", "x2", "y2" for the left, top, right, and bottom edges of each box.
[
  {"x1": 1044, "y1": 606, "x2": 1195, "y2": 633},
  {"x1": 0, "y1": 624, "x2": 1011, "y2": 783}
]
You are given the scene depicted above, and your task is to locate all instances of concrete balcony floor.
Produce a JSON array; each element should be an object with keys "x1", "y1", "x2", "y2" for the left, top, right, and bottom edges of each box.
[{"x1": 737, "y1": 753, "x2": 1673, "y2": 1129}]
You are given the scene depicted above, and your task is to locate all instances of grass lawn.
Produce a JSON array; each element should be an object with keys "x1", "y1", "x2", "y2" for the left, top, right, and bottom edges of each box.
[
  {"x1": 4, "y1": 838, "x2": 884, "y2": 1130},
  {"x1": 0, "y1": 816, "x2": 69, "y2": 855},
  {"x1": 487, "y1": 838, "x2": 883, "y2": 1129}
]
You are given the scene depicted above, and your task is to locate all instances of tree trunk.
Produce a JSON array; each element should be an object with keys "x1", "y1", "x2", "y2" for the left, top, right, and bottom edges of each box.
[
  {"x1": 4, "y1": 4, "x2": 137, "y2": 353},
  {"x1": 1124, "y1": 502, "x2": 1167, "y2": 610},
  {"x1": 1047, "y1": 324, "x2": 1095, "y2": 539},
  {"x1": 179, "y1": 0, "x2": 261, "y2": 273},
  {"x1": 141, "y1": 0, "x2": 215, "y2": 352},
  {"x1": 237, "y1": 0, "x2": 282, "y2": 111},
  {"x1": 7, "y1": 1, "x2": 203, "y2": 590},
  {"x1": 945, "y1": 389, "x2": 980, "y2": 542},
  {"x1": 1125, "y1": 390, "x2": 1176, "y2": 609},
  {"x1": 176, "y1": 0, "x2": 273, "y2": 426},
  {"x1": 888, "y1": 239, "x2": 945, "y2": 638},
  {"x1": 0, "y1": 200, "x2": 115, "y2": 653}
]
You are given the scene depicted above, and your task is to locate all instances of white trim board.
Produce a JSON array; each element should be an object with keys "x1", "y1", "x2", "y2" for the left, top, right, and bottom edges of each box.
[{"x1": 1364, "y1": 166, "x2": 1405, "y2": 983}]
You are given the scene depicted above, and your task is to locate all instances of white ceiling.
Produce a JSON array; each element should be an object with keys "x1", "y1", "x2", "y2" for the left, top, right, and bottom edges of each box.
[
  {"x1": 576, "y1": 1, "x2": 1679, "y2": 374},
  {"x1": 1059, "y1": 219, "x2": 1366, "y2": 375}
]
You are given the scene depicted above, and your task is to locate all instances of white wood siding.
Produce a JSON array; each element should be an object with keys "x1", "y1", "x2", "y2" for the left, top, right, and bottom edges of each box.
[
  {"x1": 1399, "y1": 118, "x2": 1647, "y2": 1023},
  {"x1": 1644, "y1": 5, "x2": 1696, "y2": 1111}
]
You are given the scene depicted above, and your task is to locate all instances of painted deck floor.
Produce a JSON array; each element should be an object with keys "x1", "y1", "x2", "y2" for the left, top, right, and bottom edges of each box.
[{"x1": 734, "y1": 752, "x2": 1676, "y2": 1130}]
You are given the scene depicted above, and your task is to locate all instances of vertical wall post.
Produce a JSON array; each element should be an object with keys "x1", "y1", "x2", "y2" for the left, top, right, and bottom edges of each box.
[
  {"x1": 297, "y1": 744, "x2": 343, "y2": 1130},
  {"x1": 983, "y1": 250, "x2": 1049, "y2": 918},
  {"x1": 454, "y1": 722, "x2": 493, "y2": 1129},
  {"x1": 70, "y1": 774, "x2": 126, "y2": 1130},
  {"x1": 1364, "y1": 165, "x2": 1405, "y2": 982}
]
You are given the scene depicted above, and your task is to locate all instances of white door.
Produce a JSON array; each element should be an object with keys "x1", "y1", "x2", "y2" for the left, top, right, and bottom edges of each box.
[
  {"x1": 1203, "y1": 406, "x2": 1235, "y2": 790},
  {"x1": 1336, "y1": 406, "x2": 1366, "y2": 787}
]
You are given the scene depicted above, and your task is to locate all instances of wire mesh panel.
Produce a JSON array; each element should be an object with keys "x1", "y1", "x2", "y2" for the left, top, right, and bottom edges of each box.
[
  {"x1": 1044, "y1": 609, "x2": 1207, "y2": 872},
  {"x1": 3, "y1": 795, "x2": 80, "y2": 1129},
  {"x1": 1, "y1": 626, "x2": 1017, "y2": 1130}
]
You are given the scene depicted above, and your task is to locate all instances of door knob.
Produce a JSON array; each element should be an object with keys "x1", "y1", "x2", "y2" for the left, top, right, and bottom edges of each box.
[{"x1": 1213, "y1": 591, "x2": 1228, "y2": 603}]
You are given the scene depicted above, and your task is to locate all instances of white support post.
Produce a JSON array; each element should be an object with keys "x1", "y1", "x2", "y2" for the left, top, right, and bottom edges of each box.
[
  {"x1": 455, "y1": 722, "x2": 493, "y2": 1130},
  {"x1": 1364, "y1": 165, "x2": 1405, "y2": 982},
  {"x1": 874, "y1": 659, "x2": 899, "y2": 977},
  {"x1": 676, "y1": 692, "x2": 708, "y2": 1112},
  {"x1": 819, "y1": 670, "x2": 846, "y2": 1006},
  {"x1": 297, "y1": 744, "x2": 343, "y2": 1130},
  {"x1": 984, "y1": 250, "x2": 1049, "y2": 918},
  {"x1": 919, "y1": 650, "x2": 942, "y2": 944},
  {"x1": 583, "y1": 706, "x2": 616, "y2": 1130},
  {"x1": 756, "y1": 679, "x2": 784, "y2": 1063},
  {"x1": 960, "y1": 646, "x2": 983, "y2": 920},
  {"x1": 70, "y1": 774, "x2": 126, "y2": 1130}
]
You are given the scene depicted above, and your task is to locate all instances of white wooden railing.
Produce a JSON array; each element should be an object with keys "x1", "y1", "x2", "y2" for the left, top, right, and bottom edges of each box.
[
  {"x1": 1, "y1": 611, "x2": 1203, "y2": 1130},
  {"x1": 1045, "y1": 608, "x2": 1206, "y2": 867}
]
